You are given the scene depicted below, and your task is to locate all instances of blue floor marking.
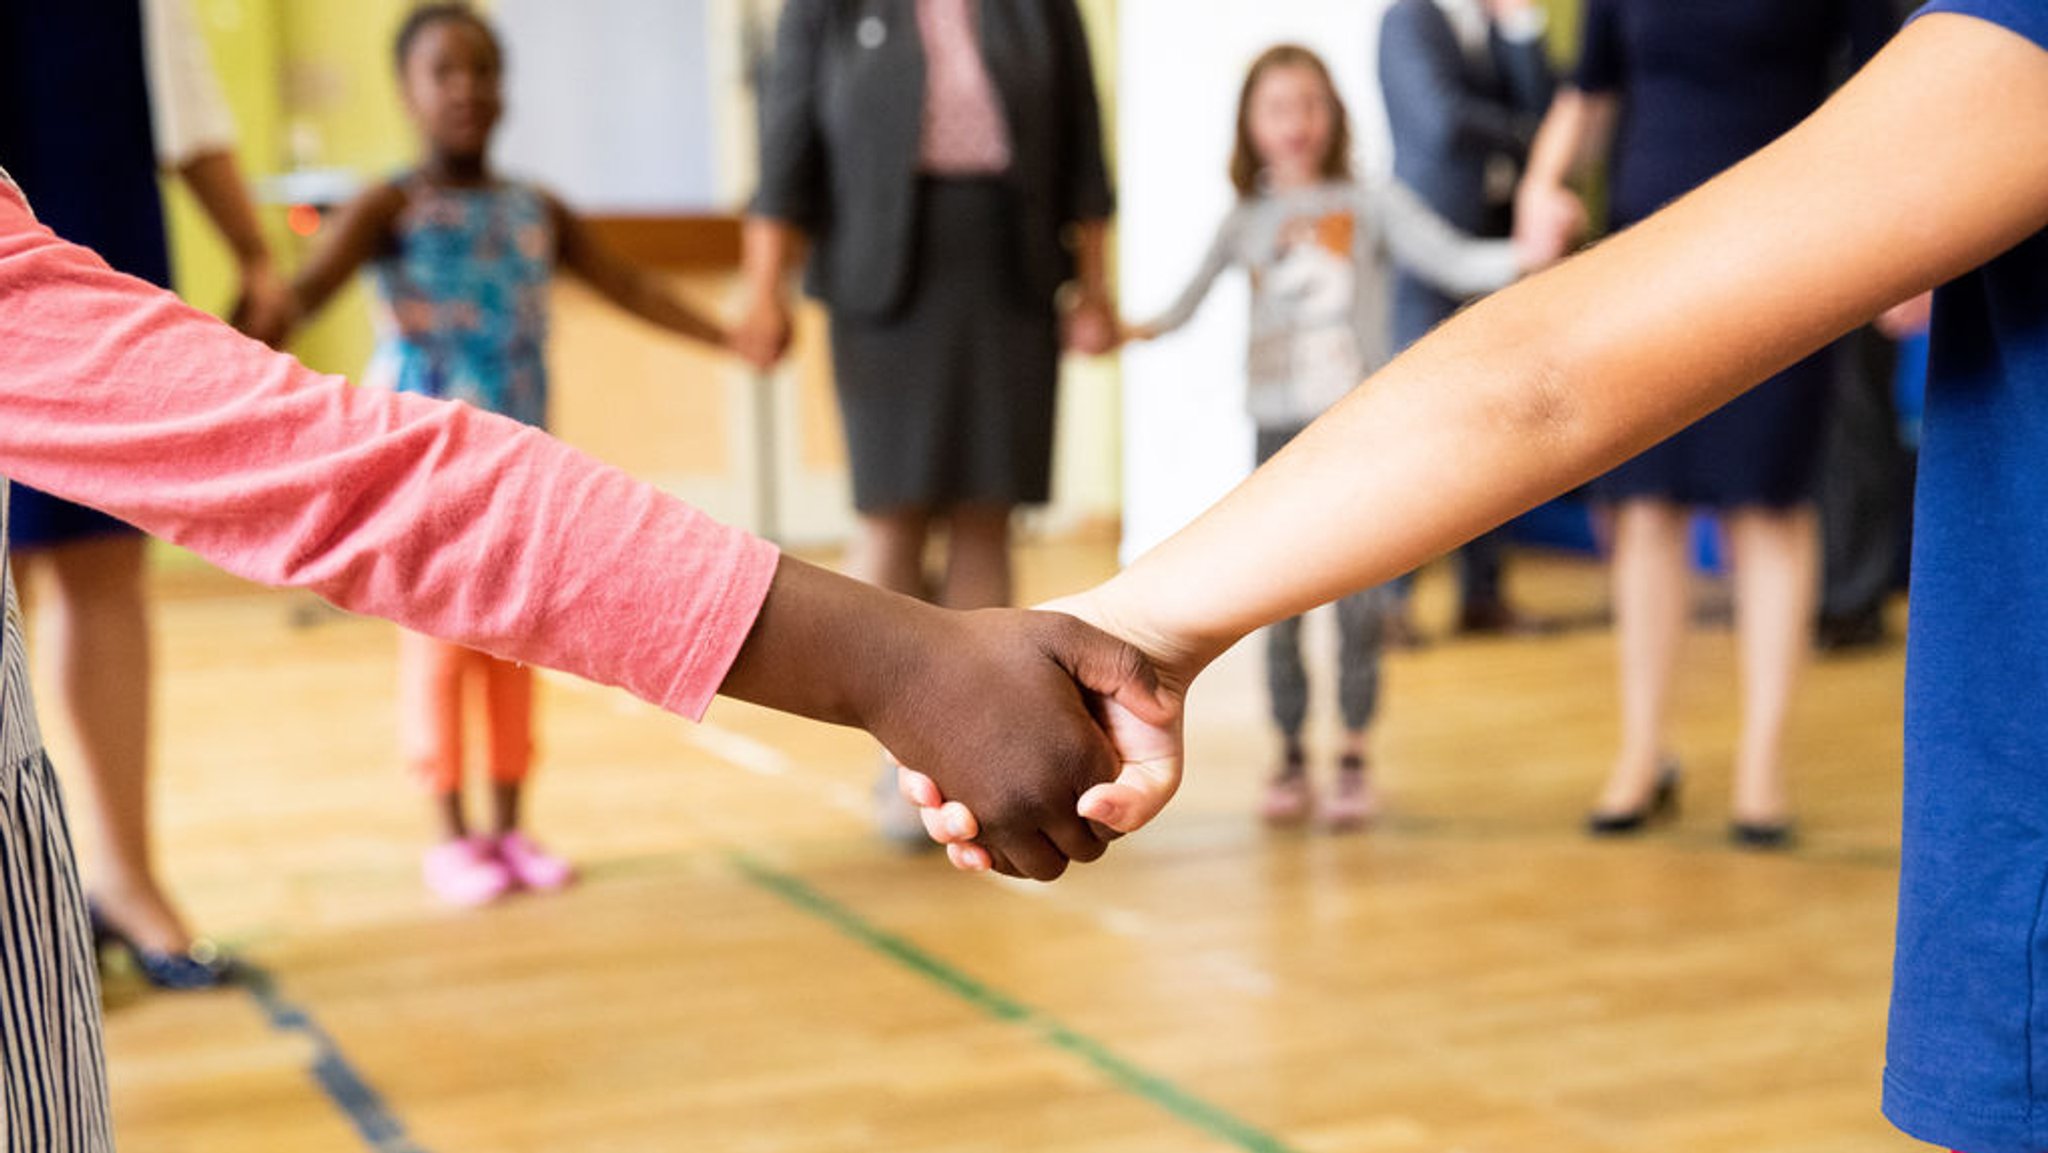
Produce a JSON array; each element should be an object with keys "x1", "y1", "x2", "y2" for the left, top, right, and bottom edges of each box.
[{"x1": 240, "y1": 963, "x2": 434, "y2": 1153}]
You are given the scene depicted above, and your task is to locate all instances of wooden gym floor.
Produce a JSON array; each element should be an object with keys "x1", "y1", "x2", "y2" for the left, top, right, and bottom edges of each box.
[{"x1": 47, "y1": 541, "x2": 1920, "y2": 1153}]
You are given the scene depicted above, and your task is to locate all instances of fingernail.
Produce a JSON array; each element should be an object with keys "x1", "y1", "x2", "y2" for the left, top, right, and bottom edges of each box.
[{"x1": 948, "y1": 813, "x2": 970, "y2": 839}]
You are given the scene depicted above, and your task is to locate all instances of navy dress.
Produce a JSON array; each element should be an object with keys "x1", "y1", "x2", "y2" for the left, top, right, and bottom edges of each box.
[
  {"x1": 0, "y1": 0, "x2": 167, "y2": 548},
  {"x1": 1578, "y1": 0, "x2": 1890, "y2": 508}
]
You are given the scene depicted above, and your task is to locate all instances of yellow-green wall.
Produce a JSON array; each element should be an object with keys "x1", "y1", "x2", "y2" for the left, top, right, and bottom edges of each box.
[
  {"x1": 159, "y1": 0, "x2": 286, "y2": 320},
  {"x1": 164, "y1": 0, "x2": 428, "y2": 377}
]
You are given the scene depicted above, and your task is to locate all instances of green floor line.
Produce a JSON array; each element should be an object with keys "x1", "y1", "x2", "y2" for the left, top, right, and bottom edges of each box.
[{"x1": 731, "y1": 853, "x2": 1305, "y2": 1153}]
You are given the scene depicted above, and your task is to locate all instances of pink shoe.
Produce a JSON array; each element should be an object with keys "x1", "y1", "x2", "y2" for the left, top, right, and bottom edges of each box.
[
  {"x1": 1261, "y1": 771, "x2": 1313, "y2": 826},
  {"x1": 494, "y1": 832, "x2": 577, "y2": 892},
  {"x1": 1320, "y1": 756, "x2": 1380, "y2": 833},
  {"x1": 423, "y1": 837, "x2": 514, "y2": 907}
]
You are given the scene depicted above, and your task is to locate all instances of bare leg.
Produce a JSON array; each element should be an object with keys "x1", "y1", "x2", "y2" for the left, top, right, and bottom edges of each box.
[
  {"x1": 1338, "y1": 729, "x2": 1369, "y2": 761},
  {"x1": 847, "y1": 508, "x2": 938, "y2": 843},
  {"x1": 939, "y1": 503, "x2": 1014, "y2": 610},
  {"x1": 484, "y1": 657, "x2": 535, "y2": 836},
  {"x1": 30, "y1": 535, "x2": 192, "y2": 954},
  {"x1": 1724, "y1": 505, "x2": 1819, "y2": 826},
  {"x1": 847, "y1": 508, "x2": 931, "y2": 599},
  {"x1": 434, "y1": 790, "x2": 469, "y2": 842},
  {"x1": 1593, "y1": 500, "x2": 1691, "y2": 815}
]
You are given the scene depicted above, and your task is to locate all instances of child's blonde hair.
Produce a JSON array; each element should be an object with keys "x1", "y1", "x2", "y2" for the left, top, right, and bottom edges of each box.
[{"x1": 1230, "y1": 44, "x2": 1354, "y2": 198}]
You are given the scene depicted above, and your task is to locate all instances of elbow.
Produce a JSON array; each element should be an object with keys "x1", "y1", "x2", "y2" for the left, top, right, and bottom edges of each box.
[{"x1": 1480, "y1": 346, "x2": 1584, "y2": 459}]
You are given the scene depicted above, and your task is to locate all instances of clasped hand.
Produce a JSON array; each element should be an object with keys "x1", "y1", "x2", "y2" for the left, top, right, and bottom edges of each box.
[{"x1": 880, "y1": 593, "x2": 1191, "y2": 880}]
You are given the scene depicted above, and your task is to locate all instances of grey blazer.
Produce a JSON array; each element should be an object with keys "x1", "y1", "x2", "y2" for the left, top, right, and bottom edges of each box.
[{"x1": 753, "y1": 0, "x2": 1114, "y2": 319}]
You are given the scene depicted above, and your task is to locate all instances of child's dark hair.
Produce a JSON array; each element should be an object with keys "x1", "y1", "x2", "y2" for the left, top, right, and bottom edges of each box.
[
  {"x1": 393, "y1": 2, "x2": 502, "y2": 73},
  {"x1": 1230, "y1": 44, "x2": 1353, "y2": 198}
]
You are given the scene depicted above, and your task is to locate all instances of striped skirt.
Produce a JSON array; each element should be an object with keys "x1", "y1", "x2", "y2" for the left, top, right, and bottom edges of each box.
[{"x1": 0, "y1": 486, "x2": 115, "y2": 1150}]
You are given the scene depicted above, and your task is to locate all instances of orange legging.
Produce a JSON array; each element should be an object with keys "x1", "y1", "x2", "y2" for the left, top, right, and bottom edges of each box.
[{"x1": 398, "y1": 630, "x2": 534, "y2": 794}]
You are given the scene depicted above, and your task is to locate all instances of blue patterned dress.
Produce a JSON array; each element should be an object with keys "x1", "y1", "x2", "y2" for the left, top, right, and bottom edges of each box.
[{"x1": 366, "y1": 177, "x2": 556, "y2": 430}]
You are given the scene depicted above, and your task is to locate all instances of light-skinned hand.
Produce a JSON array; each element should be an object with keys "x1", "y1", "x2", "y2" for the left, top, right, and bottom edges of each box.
[
  {"x1": 898, "y1": 587, "x2": 1191, "y2": 873},
  {"x1": 1063, "y1": 292, "x2": 1122, "y2": 357},
  {"x1": 730, "y1": 291, "x2": 794, "y2": 371}
]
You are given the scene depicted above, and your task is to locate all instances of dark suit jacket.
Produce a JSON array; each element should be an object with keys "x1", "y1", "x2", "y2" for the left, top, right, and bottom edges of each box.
[
  {"x1": 753, "y1": 0, "x2": 1114, "y2": 319},
  {"x1": 1379, "y1": 0, "x2": 1553, "y2": 344}
]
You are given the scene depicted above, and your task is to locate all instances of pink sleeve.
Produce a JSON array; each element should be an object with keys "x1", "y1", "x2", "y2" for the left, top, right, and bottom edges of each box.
[{"x1": 0, "y1": 180, "x2": 778, "y2": 721}]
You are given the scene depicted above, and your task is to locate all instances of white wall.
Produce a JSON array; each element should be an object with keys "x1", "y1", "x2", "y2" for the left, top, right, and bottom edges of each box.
[
  {"x1": 1117, "y1": 0, "x2": 1392, "y2": 562},
  {"x1": 494, "y1": 0, "x2": 722, "y2": 212}
]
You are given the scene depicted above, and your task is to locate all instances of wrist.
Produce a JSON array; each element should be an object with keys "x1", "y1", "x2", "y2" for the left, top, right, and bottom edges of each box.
[
  {"x1": 1062, "y1": 280, "x2": 1111, "y2": 312},
  {"x1": 722, "y1": 556, "x2": 943, "y2": 729},
  {"x1": 1064, "y1": 577, "x2": 1219, "y2": 697},
  {"x1": 743, "y1": 279, "x2": 790, "y2": 313}
]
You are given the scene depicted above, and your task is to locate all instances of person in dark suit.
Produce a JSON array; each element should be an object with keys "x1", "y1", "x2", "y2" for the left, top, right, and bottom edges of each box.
[
  {"x1": 1378, "y1": 0, "x2": 1553, "y2": 636},
  {"x1": 732, "y1": 0, "x2": 1115, "y2": 841}
]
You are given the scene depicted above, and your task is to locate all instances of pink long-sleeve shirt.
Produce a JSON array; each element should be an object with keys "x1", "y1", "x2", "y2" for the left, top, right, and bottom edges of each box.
[{"x1": 0, "y1": 175, "x2": 779, "y2": 721}]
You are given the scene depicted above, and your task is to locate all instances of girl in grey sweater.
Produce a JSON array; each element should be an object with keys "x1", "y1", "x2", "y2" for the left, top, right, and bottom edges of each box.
[{"x1": 1127, "y1": 44, "x2": 1546, "y2": 829}]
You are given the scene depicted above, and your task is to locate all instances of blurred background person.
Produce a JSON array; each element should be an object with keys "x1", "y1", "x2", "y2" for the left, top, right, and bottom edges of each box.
[
  {"x1": 0, "y1": 0, "x2": 290, "y2": 988},
  {"x1": 1515, "y1": 0, "x2": 1895, "y2": 847},
  {"x1": 1125, "y1": 44, "x2": 1542, "y2": 830},
  {"x1": 261, "y1": 4, "x2": 738, "y2": 907},
  {"x1": 1376, "y1": 0, "x2": 1554, "y2": 641},
  {"x1": 733, "y1": 0, "x2": 1116, "y2": 843}
]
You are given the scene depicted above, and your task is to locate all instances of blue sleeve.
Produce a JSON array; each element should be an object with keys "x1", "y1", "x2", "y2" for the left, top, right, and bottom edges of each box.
[
  {"x1": 1573, "y1": 0, "x2": 1625, "y2": 93},
  {"x1": 1913, "y1": 0, "x2": 2048, "y2": 49}
]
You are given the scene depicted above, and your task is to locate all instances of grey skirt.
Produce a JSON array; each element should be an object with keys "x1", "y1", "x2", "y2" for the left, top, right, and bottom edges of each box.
[{"x1": 828, "y1": 179, "x2": 1061, "y2": 513}]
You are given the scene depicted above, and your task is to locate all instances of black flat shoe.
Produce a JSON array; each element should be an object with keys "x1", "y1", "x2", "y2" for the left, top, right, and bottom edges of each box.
[
  {"x1": 1729, "y1": 820, "x2": 1796, "y2": 851},
  {"x1": 88, "y1": 903, "x2": 238, "y2": 991},
  {"x1": 1586, "y1": 760, "x2": 1682, "y2": 837}
]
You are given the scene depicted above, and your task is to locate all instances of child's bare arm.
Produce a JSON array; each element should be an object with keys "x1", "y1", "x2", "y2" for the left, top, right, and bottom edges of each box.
[
  {"x1": 917, "y1": 12, "x2": 2048, "y2": 844},
  {"x1": 549, "y1": 195, "x2": 730, "y2": 350},
  {"x1": 277, "y1": 182, "x2": 409, "y2": 344},
  {"x1": 1096, "y1": 14, "x2": 2048, "y2": 673}
]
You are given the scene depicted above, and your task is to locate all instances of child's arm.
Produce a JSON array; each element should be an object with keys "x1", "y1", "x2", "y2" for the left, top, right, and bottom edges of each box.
[
  {"x1": 270, "y1": 181, "x2": 410, "y2": 345},
  {"x1": 1372, "y1": 181, "x2": 1528, "y2": 299},
  {"x1": 547, "y1": 194, "x2": 730, "y2": 350},
  {"x1": 0, "y1": 183, "x2": 1173, "y2": 880},
  {"x1": 1125, "y1": 209, "x2": 1241, "y2": 342},
  {"x1": 915, "y1": 11, "x2": 2048, "y2": 850}
]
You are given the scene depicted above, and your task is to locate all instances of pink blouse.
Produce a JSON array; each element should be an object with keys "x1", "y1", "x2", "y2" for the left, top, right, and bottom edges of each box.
[
  {"x1": 0, "y1": 178, "x2": 777, "y2": 721},
  {"x1": 917, "y1": 0, "x2": 1013, "y2": 175}
]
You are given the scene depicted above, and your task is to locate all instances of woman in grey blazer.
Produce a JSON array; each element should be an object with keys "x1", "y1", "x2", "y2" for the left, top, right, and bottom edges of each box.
[
  {"x1": 736, "y1": 0, "x2": 1113, "y2": 584},
  {"x1": 734, "y1": 0, "x2": 1115, "y2": 837}
]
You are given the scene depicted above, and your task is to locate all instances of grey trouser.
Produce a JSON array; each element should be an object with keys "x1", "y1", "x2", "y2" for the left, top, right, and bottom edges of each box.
[{"x1": 1255, "y1": 426, "x2": 1391, "y2": 737}]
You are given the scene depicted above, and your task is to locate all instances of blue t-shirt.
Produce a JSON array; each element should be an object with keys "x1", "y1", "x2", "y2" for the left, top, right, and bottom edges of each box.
[{"x1": 1884, "y1": 6, "x2": 2048, "y2": 1153}]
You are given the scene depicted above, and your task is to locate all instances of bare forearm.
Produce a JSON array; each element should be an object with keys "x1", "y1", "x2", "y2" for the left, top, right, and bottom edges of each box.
[
  {"x1": 597, "y1": 268, "x2": 728, "y2": 347},
  {"x1": 741, "y1": 216, "x2": 807, "y2": 304},
  {"x1": 1095, "y1": 18, "x2": 2048, "y2": 671},
  {"x1": 176, "y1": 150, "x2": 270, "y2": 269},
  {"x1": 1523, "y1": 89, "x2": 1607, "y2": 193},
  {"x1": 1070, "y1": 218, "x2": 1110, "y2": 300},
  {"x1": 720, "y1": 555, "x2": 936, "y2": 727}
]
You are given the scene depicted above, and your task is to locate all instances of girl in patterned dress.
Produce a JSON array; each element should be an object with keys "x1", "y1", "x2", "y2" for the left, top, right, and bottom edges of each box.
[{"x1": 270, "y1": 4, "x2": 734, "y2": 905}]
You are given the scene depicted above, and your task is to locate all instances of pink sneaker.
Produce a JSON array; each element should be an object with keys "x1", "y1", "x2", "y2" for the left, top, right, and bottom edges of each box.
[
  {"x1": 1261, "y1": 772, "x2": 1313, "y2": 826},
  {"x1": 1320, "y1": 756, "x2": 1380, "y2": 833},
  {"x1": 423, "y1": 837, "x2": 514, "y2": 907},
  {"x1": 494, "y1": 832, "x2": 577, "y2": 892}
]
